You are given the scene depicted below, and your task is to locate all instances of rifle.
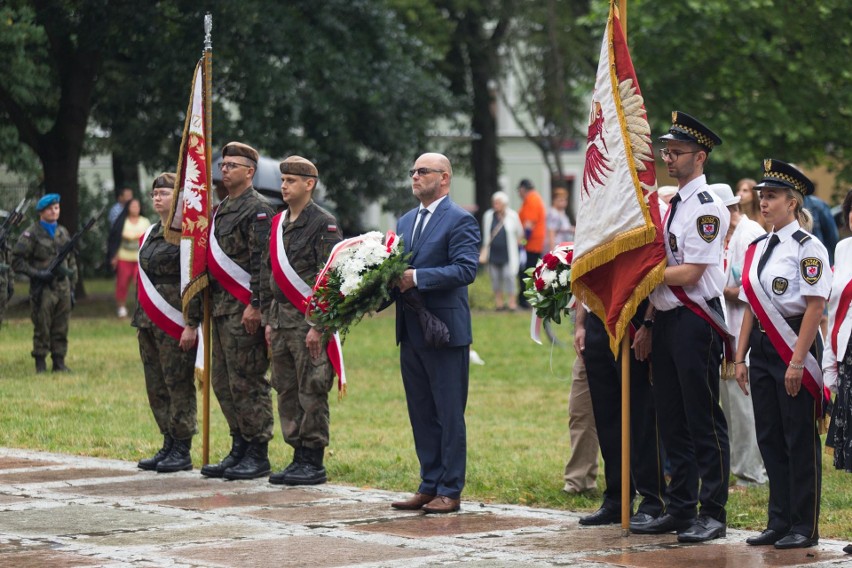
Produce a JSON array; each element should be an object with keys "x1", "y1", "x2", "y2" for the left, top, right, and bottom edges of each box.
[
  {"x1": 31, "y1": 207, "x2": 105, "y2": 304},
  {"x1": 0, "y1": 198, "x2": 30, "y2": 251}
]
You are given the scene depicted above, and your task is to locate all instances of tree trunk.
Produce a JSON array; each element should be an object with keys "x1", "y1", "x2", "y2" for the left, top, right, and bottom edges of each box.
[{"x1": 111, "y1": 150, "x2": 140, "y2": 197}]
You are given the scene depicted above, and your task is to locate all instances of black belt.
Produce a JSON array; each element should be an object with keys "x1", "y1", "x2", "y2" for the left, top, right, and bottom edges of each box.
[{"x1": 755, "y1": 314, "x2": 803, "y2": 334}]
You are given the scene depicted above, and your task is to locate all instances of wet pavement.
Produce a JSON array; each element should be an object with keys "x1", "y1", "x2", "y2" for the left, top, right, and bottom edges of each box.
[{"x1": 0, "y1": 448, "x2": 849, "y2": 567}]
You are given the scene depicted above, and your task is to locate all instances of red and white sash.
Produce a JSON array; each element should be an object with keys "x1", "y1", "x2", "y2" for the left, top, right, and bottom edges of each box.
[
  {"x1": 269, "y1": 212, "x2": 346, "y2": 391},
  {"x1": 667, "y1": 284, "x2": 734, "y2": 364},
  {"x1": 137, "y1": 226, "x2": 204, "y2": 366},
  {"x1": 742, "y1": 242, "x2": 824, "y2": 412},
  {"x1": 207, "y1": 204, "x2": 252, "y2": 305},
  {"x1": 831, "y1": 277, "x2": 852, "y2": 357}
]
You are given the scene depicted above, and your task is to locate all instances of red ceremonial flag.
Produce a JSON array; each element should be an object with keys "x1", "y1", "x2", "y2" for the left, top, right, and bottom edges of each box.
[
  {"x1": 165, "y1": 58, "x2": 211, "y2": 314},
  {"x1": 571, "y1": 0, "x2": 666, "y2": 355}
]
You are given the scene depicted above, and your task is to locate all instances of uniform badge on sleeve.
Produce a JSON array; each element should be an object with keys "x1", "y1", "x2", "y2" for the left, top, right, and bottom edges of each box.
[
  {"x1": 256, "y1": 213, "x2": 268, "y2": 221},
  {"x1": 327, "y1": 224, "x2": 338, "y2": 232},
  {"x1": 668, "y1": 233, "x2": 678, "y2": 252},
  {"x1": 772, "y1": 277, "x2": 788, "y2": 295},
  {"x1": 800, "y1": 257, "x2": 823, "y2": 285},
  {"x1": 697, "y1": 215, "x2": 720, "y2": 243}
]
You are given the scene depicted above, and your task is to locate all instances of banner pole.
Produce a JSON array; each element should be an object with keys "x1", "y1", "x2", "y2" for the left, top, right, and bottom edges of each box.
[{"x1": 201, "y1": 13, "x2": 213, "y2": 466}]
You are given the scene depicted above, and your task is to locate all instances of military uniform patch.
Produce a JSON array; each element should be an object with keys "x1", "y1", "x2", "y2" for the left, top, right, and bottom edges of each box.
[
  {"x1": 668, "y1": 233, "x2": 678, "y2": 252},
  {"x1": 696, "y1": 215, "x2": 720, "y2": 243},
  {"x1": 772, "y1": 277, "x2": 788, "y2": 295},
  {"x1": 800, "y1": 257, "x2": 822, "y2": 285}
]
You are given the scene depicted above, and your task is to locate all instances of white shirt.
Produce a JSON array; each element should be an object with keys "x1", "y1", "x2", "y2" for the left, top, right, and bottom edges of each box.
[
  {"x1": 650, "y1": 175, "x2": 730, "y2": 311},
  {"x1": 722, "y1": 216, "x2": 766, "y2": 344},
  {"x1": 411, "y1": 195, "x2": 448, "y2": 286},
  {"x1": 824, "y1": 238, "x2": 852, "y2": 390},
  {"x1": 737, "y1": 220, "x2": 832, "y2": 318}
]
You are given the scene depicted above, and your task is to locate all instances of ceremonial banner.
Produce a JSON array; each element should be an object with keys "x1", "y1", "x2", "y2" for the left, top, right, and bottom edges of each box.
[
  {"x1": 165, "y1": 59, "x2": 211, "y2": 316},
  {"x1": 571, "y1": 0, "x2": 666, "y2": 354}
]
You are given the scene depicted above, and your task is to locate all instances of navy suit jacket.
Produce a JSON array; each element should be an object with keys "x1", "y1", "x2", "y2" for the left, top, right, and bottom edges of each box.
[{"x1": 395, "y1": 196, "x2": 480, "y2": 348}]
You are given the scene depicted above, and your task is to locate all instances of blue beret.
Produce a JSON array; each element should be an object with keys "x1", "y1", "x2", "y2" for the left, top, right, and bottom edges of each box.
[{"x1": 36, "y1": 193, "x2": 61, "y2": 212}]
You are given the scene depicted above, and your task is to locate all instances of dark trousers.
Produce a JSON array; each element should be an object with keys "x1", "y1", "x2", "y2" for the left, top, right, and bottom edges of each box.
[
  {"x1": 651, "y1": 306, "x2": 730, "y2": 521},
  {"x1": 585, "y1": 312, "x2": 667, "y2": 516},
  {"x1": 748, "y1": 327, "x2": 821, "y2": 538},
  {"x1": 400, "y1": 342, "x2": 469, "y2": 499},
  {"x1": 518, "y1": 252, "x2": 541, "y2": 307}
]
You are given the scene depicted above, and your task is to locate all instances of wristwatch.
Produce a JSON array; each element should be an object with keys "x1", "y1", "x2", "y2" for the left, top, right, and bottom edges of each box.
[
  {"x1": 642, "y1": 319, "x2": 654, "y2": 329},
  {"x1": 250, "y1": 297, "x2": 260, "y2": 308}
]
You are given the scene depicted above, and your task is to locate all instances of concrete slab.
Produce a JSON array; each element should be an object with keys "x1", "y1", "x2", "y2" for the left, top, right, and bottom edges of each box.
[
  {"x1": 168, "y1": 535, "x2": 436, "y2": 567},
  {"x1": 79, "y1": 524, "x2": 261, "y2": 547},
  {"x1": 0, "y1": 468, "x2": 135, "y2": 484},
  {"x1": 247, "y1": 501, "x2": 422, "y2": 524},
  {"x1": 0, "y1": 503, "x2": 184, "y2": 537},
  {"x1": 0, "y1": 494, "x2": 28, "y2": 506},
  {"x1": 153, "y1": 487, "x2": 325, "y2": 510},
  {"x1": 587, "y1": 542, "x2": 849, "y2": 567},
  {"x1": 350, "y1": 512, "x2": 556, "y2": 537},
  {"x1": 55, "y1": 474, "x2": 225, "y2": 497},
  {"x1": 464, "y1": 526, "x2": 676, "y2": 553},
  {"x1": 0, "y1": 457, "x2": 60, "y2": 470},
  {"x1": 0, "y1": 550, "x2": 102, "y2": 568}
]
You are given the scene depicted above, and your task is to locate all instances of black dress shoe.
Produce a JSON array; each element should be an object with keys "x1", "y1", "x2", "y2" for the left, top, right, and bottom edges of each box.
[
  {"x1": 628, "y1": 512, "x2": 656, "y2": 530},
  {"x1": 630, "y1": 513, "x2": 693, "y2": 534},
  {"x1": 843, "y1": 543, "x2": 852, "y2": 554},
  {"x1": 579, "y1": 507, "x2": 621, "y2": 526},
  {"x1": 774, "y1": 533, "x2": 818, "y2": 549},
  {"x1": 677, "y1": 515, "x2": 726, "y2": 543},
  {"x1": 746, "y1": 528, "x2": 784, "y2": 546}
]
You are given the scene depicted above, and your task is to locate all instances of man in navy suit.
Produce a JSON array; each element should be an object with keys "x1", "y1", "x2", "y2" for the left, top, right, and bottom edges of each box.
[{"x1": 390, "y1": 153, "x2": 480, "y2": 514}]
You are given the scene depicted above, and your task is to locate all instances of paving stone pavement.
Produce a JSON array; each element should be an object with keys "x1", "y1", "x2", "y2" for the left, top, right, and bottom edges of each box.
[{"x1": 0, "y1": 448, "x2": 849, "y2": 568}]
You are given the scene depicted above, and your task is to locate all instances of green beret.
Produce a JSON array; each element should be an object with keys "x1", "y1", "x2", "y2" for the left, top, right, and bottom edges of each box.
[
  {"x1": 279, "y1": 155, "x2": 318, "y2": 178},
  {"x1": 152, "y1": 172, "x2": 177, "y2": 190},
  {"x1": 222, "y1": 141, "x2": 259, "y2": 164}
]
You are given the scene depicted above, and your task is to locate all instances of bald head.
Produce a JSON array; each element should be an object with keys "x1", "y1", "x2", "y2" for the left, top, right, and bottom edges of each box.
[{"x1": 411, "y1": 153, "x2": 453, "y2": 206}]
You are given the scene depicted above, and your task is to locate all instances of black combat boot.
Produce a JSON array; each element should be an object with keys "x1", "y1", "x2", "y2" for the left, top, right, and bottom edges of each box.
[
  {"x1": 156, "y1": 437, "x2": 193, "y2": 473},
  {"x1": 138, "y1": 435, "x2": 173, "y2": 471},
  {"x1": 34, "y1": 356, "x2": 47, "y2": 374},
  {"x1": 269, "y1": 446, "x2": 305, "y2": 485},
  {"x1": 282, "y1": 446, "x2": 327, "y2": 486},
  {"x1": 223, "y1": 440, "x2": 271, "y2": 480},
  {"x1": 200, "y1": 435, "x2": 249, "y2": 478},
  {"x1": 52, "y1": 354, "x2": 71, "y2": 373}
]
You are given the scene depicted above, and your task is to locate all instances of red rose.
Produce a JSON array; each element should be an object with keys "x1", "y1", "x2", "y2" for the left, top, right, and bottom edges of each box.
[
  {"x1": 535, "y1": 278, "x2": 545, "y2": 291},
  {"x1": 565, "y1": 249, "x2": 573, "y2": 265},
  {"x1": 544, "y1": 253, "x2": 559, "y2": 270}
]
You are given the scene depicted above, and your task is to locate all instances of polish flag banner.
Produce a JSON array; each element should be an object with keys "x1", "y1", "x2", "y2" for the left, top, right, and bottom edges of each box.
[
  {"x1": 164, "y1": 59, "x2": 210, "y2": 314},
  {"x1": 570, "y1": 1, "x2": 666, "y2": 354}
]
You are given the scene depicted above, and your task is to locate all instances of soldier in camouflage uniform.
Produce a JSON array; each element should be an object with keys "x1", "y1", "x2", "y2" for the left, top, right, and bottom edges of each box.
[
  {"x1": 133, "y1": 173, "x2": 202, "y2": 473},
  {"x1": 201, "y1": 142, "x2": 276, "y2": 481},
  {"x1": 0, "y1": 240, "x2": 12, "y2": 329},
  {"x1": 261, "y1": 156, "x2": 342, "y2": 486},
  {"x1": 12, "y1": 194, "x2": 77, "y2": 373}
]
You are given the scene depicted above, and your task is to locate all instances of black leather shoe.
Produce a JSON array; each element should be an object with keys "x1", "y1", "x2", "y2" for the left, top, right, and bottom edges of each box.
[
  {"x1": 628, "y1": 512, "x2": 656, "y2": 531},
  {"x1": 843, "y1": 543, "x2": 852, "y2": 554},
  {"x1": 579, "y1": 507, "x2": 621, "y2": 526},
  {"x1": 269, "y1": 447, "x2": 305, "y2": 485},
  {"x1": 138, "y1": 435, "x2": 173, "y2": 471},
  {"x1": 677, "y1": 515, "x2": 726, "y2": 543},
  {"x1": 223, "y1": 441, "x2": 271, "y2": 480},
  {"x1": 746, "y1": 528, "x2": 784, "y2": 546},
  {"x1": 774, "y1": 533, "x2": 818, "y2": 549},
  {"x1": 200, "y1": 435, "x2": 248, "y2": 478},
  {"x1": 280, "y1": 447, "x2": 326, "y2": 485},
  {"x1": 156, "y1": 438, "x2": 192, "y2": 473},
  {"x1": 630, "y1": 513, "x2": 693, "y2": 534}
]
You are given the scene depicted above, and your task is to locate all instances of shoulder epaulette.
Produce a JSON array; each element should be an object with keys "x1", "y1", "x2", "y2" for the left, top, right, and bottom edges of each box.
[
  {"x1": 750, "y1": 234, "x2": 769, "y2": 246},
  {"x1": 791, "y1": 230, "x2": 812, "y2": 245},
  {"x1": 697, "y1": 191, "x2": 713, "y2": 204}
]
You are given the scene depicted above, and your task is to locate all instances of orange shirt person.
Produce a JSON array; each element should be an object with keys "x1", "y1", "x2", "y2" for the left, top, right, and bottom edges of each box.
[{"x1": 517, "y1": 179, "x2": 547, "y2": 308}]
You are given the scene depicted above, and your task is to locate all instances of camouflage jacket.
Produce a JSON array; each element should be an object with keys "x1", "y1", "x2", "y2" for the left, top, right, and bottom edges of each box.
[
  {"x1": 210, "y1": 187, "x2": 274, "y2": 317},
  {"x1": 12, "y1": 221, "x2": 78, "y2": 292},
  {"x1": 132, "y1": 222, "x2": 202, "y2": 329},
  {"x1": 261, "y1": 200, "x2": 342, "y2": 329}
]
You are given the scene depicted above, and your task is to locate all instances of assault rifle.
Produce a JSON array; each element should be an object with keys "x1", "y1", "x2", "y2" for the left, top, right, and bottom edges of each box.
[
  {"x1": 0, "y1": 198, "x2": 30, "y2": 250},
  {"x1": 31, "y1": 207, "x2": 105, "y2": 304}
]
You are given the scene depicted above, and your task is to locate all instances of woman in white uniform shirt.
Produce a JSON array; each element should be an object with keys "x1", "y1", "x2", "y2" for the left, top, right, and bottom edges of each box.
[
  {"x1": 824, "y1": 189, "x2": 852, "y2": 555},
  {"x1": 734, "y1": 159, "x2": 832, "y2": 550}
]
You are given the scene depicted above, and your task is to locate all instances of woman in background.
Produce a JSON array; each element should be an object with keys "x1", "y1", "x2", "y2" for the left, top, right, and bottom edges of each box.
[
  {"x1": 481, "y1": 191, "x2": 522, "y2": 311},
  {"x1": 112, "y1": 198, "x2": 150, "y2": 318}
]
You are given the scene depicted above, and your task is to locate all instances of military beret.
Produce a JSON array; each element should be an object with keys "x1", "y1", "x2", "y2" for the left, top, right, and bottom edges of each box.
[
  {"x1": 36, "y1": 193, "x2": 60, "y2": 211},
  {"x1": 755, "y1": 159, "x2": 814, "y2": 196},
  {"x1": 659, "y1": 111, "x2": 722, "y2": 152},
  {"x1": 152, "y1": 172, "x2": 177, "y2": 190},
  {"x1": 279, "y1": 155, "x2": 318, "y2": 178},
  {"x1": 221, "y1": 141, "x2": 259, "y2": 164}
]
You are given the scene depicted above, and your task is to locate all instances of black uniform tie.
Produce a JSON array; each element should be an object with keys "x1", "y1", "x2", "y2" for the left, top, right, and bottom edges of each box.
[
  {"x1": 665, "y1": 193, "x2": 681, "y2": 234},
  {"x1": 757, "y1": 234, "x2": 780, "y2": 276},
  {"x1": 412, "y1": 208, "x2": 430, "y2": 246}
]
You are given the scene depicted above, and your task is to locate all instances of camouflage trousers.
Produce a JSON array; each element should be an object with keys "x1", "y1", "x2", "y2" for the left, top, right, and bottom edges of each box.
[
  {"x1": 30, "y1": 284, "x2": 71, "y2": 358},
  {"x1": 0, "y1": 270, "x2": 8, "y2": 329},
  {"x1": 137, "y1": 325, "x2": 198, "y2": 440},
  {"x1": 211, "y1": 311, "x2": 273, "y2": 443},
  {"x1": 269, "y1": 323, "x2": 335, "y2": 449}
]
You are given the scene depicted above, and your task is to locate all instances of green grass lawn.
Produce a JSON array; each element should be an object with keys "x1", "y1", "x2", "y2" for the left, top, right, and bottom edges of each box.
[{"x1": 1, "y1": 277, "x2": 851, "y2": 539}]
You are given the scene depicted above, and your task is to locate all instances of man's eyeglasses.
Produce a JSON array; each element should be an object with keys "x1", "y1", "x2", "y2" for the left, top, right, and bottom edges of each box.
[
  {"x1": 219, "y1": 161, "x2": 253, "y2": 172},
  {"x1": 150, "y1": 190, "x2": 172, "y2": 199},
  {"x1": 408, "y1": 167, "x2": 445, "y2": 178},
  {"x1": 659, "y1": 149, "x2": 699, "y2": 162}
]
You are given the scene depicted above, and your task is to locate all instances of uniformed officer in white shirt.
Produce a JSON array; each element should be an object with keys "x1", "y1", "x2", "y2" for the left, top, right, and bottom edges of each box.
[
  {"x1": 633, "y1": 111, "x2": 731, "y2": 543},
  {"x1": 734, "y1": 159, "x2": 831, "y2": 550}
]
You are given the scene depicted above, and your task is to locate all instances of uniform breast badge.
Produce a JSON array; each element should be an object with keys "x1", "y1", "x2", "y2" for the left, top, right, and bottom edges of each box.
[
  {"x1": 772, "y1": 277, "x2": 788, "y2": 295},
  {"x1": 668, "y1": 233, "x2": 678, "y2": 252}
]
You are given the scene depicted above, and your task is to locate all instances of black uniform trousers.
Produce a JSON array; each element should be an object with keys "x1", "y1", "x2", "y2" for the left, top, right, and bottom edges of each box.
[
  {"x1": 651, "y1": 306, "x2": 730, "y2": 522},
  {"x1": 747, "y1": 326, "x2": 821, "y2": 538},
  {"x1": 585, "y1": 311, "x2": 667, "y2": 516}
]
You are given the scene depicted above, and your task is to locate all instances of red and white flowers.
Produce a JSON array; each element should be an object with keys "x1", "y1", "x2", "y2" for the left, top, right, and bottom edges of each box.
[{"x1": 524, "y1": 242, "x2": 574, "y2": 324}]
